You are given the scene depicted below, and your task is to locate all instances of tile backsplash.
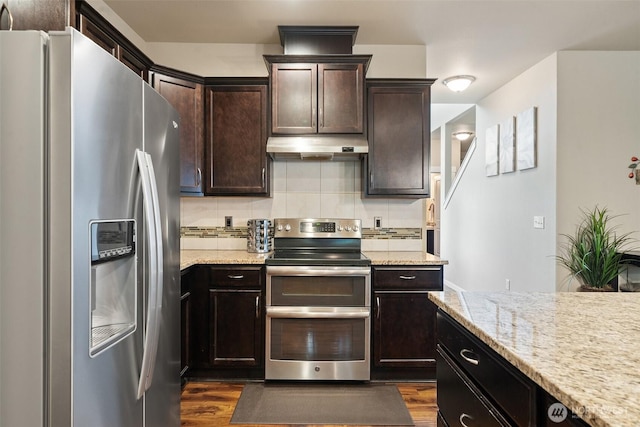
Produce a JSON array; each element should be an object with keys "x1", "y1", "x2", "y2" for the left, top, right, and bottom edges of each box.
[{"x1": 181, "y1": 161, "x2": 426, "y2": 251}]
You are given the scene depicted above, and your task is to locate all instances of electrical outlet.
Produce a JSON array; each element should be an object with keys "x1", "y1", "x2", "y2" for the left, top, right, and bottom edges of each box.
[
  {"x1": 533, "y1": 216, "x2": 545, "y2": 229},
  {"x1": 374, "y1": 217, "x2": 382, "y2": 230},
  {"x1": 505, "y1": 279, "x2": 511, "y2": 290},
  {"x1": 225, "y1": 216, "x2": 233, "y2": 228}
]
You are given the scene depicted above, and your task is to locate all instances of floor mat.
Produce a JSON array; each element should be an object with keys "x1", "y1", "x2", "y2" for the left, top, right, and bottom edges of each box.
[{"x1": 230, "y1": 382, "x2": 414, "y2": 425}]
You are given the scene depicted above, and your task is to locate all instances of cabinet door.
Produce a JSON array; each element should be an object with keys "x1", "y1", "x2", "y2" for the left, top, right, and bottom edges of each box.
[
  {"x1": 205, "y1": 85, "x2": 268, "y2": 195},
  {"x1": 209, "y1": 289, "x2": 262, "y2": 366},
  {"x1": 152, "y1": 74, "x2": 204, "y2": 194},
  {"x1": 271, "y1": 63, "x2": 317, "y2": 134},
  {"x1": 78, "y1": 14, "x2": 118, "y2": 57},
  {"x1": 77, "y1": 12, "x2": 148, "y2": 81},
  {"x1": 366, "y1": 84, "x2": 431, "y2": 197},
  {"x1": 373, "y1": 291, "x2": 437, "y2": 368},
  {"x1": 180, "y1": 288, "x2": 191, "y2": 380},
  {"x1": 318, "y1": 63, "x2": 364, "y2": 133}
]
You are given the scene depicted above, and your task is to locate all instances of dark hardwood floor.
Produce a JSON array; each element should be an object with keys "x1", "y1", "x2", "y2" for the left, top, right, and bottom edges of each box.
[{"x1": 181, "y1": 381, "x2": 438, "y2": 426}]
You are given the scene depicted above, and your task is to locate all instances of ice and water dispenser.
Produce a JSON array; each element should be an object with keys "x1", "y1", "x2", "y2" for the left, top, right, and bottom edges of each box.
[{"x1": 89, "y1": 220, "x2": 137, "y2": 357}]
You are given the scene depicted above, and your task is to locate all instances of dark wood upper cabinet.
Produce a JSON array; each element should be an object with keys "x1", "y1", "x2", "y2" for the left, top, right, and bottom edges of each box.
[
  {"x1": 75, "y1": 2, "x2": 151, "y2": 81},
  {"x1": 151, "y1": 69, "x2": 205, "y2": 195},
  {"x1": 365, "y1": 79, "x2": 436, "y2": 198},
  {"x1": 205, "y1": 80, "x2": 269, "y2": 196},
  {"x1": 4, "y1": 0, "x2": 71, "y2": 31},
  {"x1": 265, "y1": 55, "x2": 370, "y2": 135}
]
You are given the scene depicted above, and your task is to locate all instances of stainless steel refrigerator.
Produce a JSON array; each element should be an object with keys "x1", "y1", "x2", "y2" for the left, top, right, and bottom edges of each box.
[{"x1": 0, "y1": 28, "x2": 181, "y2": 427}]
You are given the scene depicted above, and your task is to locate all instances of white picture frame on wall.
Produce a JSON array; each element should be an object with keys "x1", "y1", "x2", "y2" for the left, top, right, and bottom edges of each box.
[
  {"x1": 485, "y1": 124, "x2": 499, "y2": 177},
  {"x1": 517, "y1": 106, "x2": 537, "y2": 170},
  {"x1": 499, "y1": 116, "x2": 516, "y2": 174}
]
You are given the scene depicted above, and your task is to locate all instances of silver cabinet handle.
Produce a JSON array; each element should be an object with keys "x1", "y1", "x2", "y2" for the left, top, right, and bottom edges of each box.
[
  {"x1": 399, "y1": 275, "x2": 416, "y2": 280},
  {"x1": 0, "y1": 3, "x2": 13, "y2": 31},
  {"x1": 370, "y1": 172, "x2": 373, "y2": 187},
  {"x1": 261, "y1": 167, "x2": 265, "y2": 188},
  {"x1": 459, "y1": 413, "x2": 473, "y2": 427},
  {"x1": 228, "y1": 274, "x2": 244, "y2": 280},
  {"x1": 460, "y1": 348, "x2": 479, "y2": 366},
  {"x1": 255, "y1": 295, "x2": 260, "y2": 319},
  {"x1": 376, "y1": 296, "x2": 381, "y2": 320},
  {"x1": 196, "y1": 167, "x2": 202, "y2": 186}
]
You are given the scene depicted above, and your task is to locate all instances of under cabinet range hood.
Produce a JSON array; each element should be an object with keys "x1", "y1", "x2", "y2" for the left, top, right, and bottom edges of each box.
[{"x1": 266, "y1": 135, "x2": 368, "y2": 160}]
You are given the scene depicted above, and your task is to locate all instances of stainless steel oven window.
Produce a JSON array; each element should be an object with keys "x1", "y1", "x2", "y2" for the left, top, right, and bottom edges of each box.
[
  {"x1": 270, "y1": 317, "x2": 367, "y2": 361},
  {"x1": 266, "y1": 266, "x2": 371, "y2": 306}
]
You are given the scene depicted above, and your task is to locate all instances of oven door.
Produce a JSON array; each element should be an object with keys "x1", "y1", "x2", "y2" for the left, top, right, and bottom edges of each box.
[{"x1": 265, "y1": 266, "x2": 371, "y2": 381}]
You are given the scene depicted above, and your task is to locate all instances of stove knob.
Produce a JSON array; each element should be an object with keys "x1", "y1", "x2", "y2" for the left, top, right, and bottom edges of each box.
[
  {"x1": 337, "y1": 225, "x2": 343, "y2": 232},
  {"x1": 285, "y1": 224, "x2": 291, "y2": 232},
  {"x1": 353, "y1": 225, "x2": 359, "y2": 232},
  {"x1": 345, "y1": 225, "x2": 352, "y2": 232},
  {"x1": 276, "y1": 224, "x2": 283, "y2": 231}
]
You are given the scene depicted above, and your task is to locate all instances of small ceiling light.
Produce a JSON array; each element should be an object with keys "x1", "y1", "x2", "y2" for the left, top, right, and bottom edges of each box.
[
  {"x1": 442, "y1": 75, "x2": 476, "y2": 92},
  {"x1": 453, "y1": 131, "x2": 474, "y2": 141}
]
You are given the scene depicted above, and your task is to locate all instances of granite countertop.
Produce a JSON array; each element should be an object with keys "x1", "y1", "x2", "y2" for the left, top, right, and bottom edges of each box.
[
  {"x1": 428, "y1": 290, "x2": 640, "y2": 427},
  {"x1": 180, "y1": 250, "x2": 270, "y2": 270},
  {"x1": 180, "y1": 250, "x2": 447, "y2": 270}
]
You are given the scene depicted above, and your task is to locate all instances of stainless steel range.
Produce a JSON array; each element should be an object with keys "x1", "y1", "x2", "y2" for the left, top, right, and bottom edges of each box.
[{"x1": 265, "y1": 218, "x2": 371, "y2": 381}]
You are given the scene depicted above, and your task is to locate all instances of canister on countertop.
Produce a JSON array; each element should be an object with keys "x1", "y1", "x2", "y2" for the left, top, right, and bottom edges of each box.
[{"x1": 247, "y1": 219, "x2": 271, "y2": 253}]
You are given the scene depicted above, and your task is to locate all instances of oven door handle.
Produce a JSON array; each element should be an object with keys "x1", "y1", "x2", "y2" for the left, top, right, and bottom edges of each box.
[{"x1": 266, "y1": 306, "x2": 370, "y2": 319}]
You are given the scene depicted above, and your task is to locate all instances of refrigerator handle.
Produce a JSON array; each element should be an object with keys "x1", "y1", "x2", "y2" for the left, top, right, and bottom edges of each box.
[{"x1": 135, "y1": 149, "x2": 164, "y2": 400}]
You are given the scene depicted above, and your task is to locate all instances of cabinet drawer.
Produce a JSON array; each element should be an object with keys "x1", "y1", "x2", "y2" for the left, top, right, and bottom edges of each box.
[
  {"x1": 209, "y1": 267, "x2": 262, "y2": 288},
  {"x1": 373, "y1": 267, "x2": 442, "y2": 290},
  {"x1": 437, "y1": 312, "x2": 536, "y2": 426},
  {"x1": 437, "y1": 349, "x2": 508, "y2": 427}
]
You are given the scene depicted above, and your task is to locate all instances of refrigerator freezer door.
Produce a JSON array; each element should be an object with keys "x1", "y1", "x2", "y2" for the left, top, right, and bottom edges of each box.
[{"x1": 49, "y1": 30, "x2": 144, "y2": 427}]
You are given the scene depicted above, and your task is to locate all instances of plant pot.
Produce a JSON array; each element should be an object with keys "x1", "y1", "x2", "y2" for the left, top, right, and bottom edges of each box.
[{"x1": 578, "y1": 284, "x2": 616, "y2": 292}]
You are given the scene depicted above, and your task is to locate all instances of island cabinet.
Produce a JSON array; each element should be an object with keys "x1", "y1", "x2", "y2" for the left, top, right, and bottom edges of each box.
[
  {"x1": 264, "y1": 55, "x2": 371, "y2": 135},
  {"x1": 436, "y1": 311, "x2": 589, "y2": 427},
  {"x1": 204, "y1": 79, "x2": 270, "y2": 196},
  {"x1": 188, "y1": 265, "x2": 265, "y2": 380},
  {"x1": 150, "y1": 67, "x2": 205, "y2": 195},
  {"x1": 371, "y1": 266, "x2": 443, "y2": 380},
  {"x1": 364, "y1": 79, "x2": 436, "y2": 198}
]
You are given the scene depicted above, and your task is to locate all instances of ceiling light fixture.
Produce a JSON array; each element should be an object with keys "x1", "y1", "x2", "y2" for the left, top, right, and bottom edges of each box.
[
  {"x1": 453, "y1": 131, "x2": 474, "y2": 141},
  {"x1": 442, "y1": 75, "x2": 476, "y2": 92}
]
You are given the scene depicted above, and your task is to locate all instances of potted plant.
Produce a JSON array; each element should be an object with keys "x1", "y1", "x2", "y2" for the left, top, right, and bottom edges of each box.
[{"x1": 557, "y1": 206, "x2": 635, "y2": 291}]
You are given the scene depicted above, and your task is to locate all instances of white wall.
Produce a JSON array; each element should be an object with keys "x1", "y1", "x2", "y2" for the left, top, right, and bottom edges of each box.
[
  {"x1": 556, "y1": 51, "x2": 640, "y2": 289},
  {"x1": 442, "y1": 51, "x2": 640, "y2": 292},
  {"x1": 441, "y1": 54, "x2": 559, "y2": 292}
]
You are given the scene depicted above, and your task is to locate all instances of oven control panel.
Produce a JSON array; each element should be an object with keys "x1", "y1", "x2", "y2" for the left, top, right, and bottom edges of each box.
[{"x1": 273, "y1": 218, "x2": 361, "y2": 238}]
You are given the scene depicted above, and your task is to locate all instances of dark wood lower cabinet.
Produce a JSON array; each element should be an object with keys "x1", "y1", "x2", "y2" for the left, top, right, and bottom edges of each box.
[
  {"x1": 180, "y1": 268, "x2": 193, "y2": 387},
  {"x1": 372, "y1": 266, "x2": 443, "y2": 380},
  {"x1": 188, "y1": 265, "x2": 264, "y2": 380},
  {"x1": 208, "y1": 289, "x2": 262, "y2": 366}
]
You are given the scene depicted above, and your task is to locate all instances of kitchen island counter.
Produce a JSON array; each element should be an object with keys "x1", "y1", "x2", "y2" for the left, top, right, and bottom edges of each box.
[
  {"x1": 180, "y1": 249, "x2": 447, "y2": 270},
  {"x1": 429, "y1": 290, "x2": 640, "y2": 427}
]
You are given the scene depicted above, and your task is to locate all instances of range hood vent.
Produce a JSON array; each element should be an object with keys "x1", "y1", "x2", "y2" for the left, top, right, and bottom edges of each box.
[
  {"x1": 266, "y1": 135, "x2": 368, "y2": 161},
  {"x1": 278, "y1": 26, "x2": 359, "y2": 55}
]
